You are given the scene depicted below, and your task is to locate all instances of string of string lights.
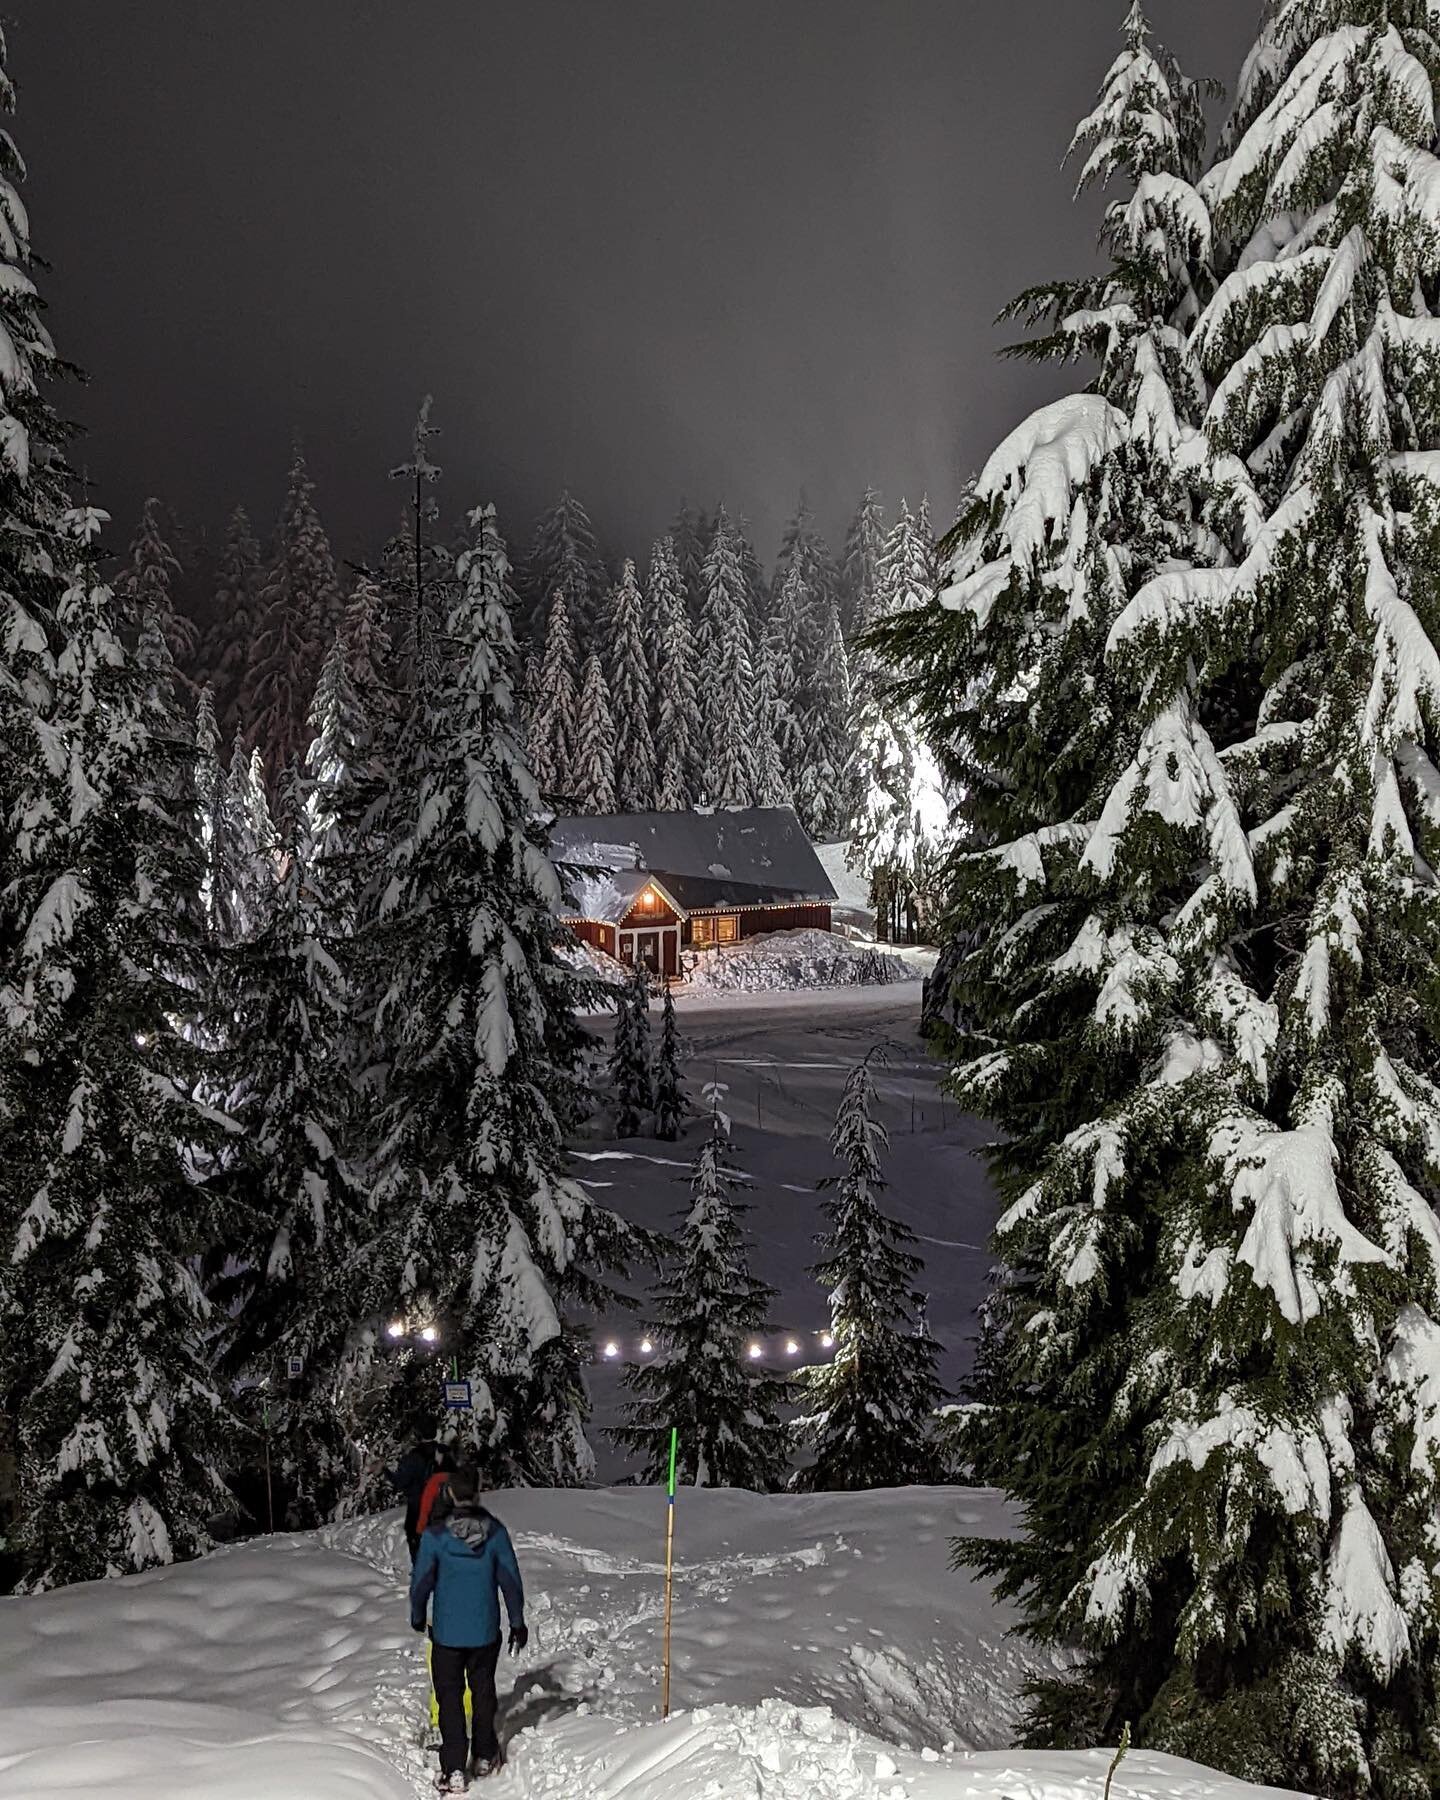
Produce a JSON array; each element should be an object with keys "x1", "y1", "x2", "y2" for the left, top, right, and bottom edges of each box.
[{"x1": 381, "y1": 1320, "x2": 837, "y2": 1365}]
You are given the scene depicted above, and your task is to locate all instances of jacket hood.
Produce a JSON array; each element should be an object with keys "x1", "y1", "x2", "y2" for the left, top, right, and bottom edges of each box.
[{"x1": 446, "y1": 1504, "x2": 494, "y2": 1552}]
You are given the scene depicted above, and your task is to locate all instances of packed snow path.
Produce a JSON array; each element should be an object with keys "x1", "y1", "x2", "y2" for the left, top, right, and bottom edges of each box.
[{"x1": 0, "y1": 1487, "x2": 1305, "y2": 1799}]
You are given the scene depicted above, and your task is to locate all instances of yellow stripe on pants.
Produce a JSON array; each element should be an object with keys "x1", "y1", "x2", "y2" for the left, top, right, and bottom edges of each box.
[{"x1": 426, "y1": 1639, "x2": 474, "y2": 1729}]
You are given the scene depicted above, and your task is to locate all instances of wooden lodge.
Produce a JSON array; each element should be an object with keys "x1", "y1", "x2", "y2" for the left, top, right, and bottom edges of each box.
[{"x1": 551, "y1": 807, "x2": 838, "y2": 981}]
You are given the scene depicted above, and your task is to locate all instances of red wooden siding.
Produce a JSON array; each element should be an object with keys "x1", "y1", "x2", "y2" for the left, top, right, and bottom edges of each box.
[
  {"x1": 569, "y1": 920, "x2": 616, "y2": 957},
  {"x1": 683, "y1": 903, "x2": 832, "y2": 946},
  {"x1": 617, "y1": 889, "x2": 680, "y2": 930}
]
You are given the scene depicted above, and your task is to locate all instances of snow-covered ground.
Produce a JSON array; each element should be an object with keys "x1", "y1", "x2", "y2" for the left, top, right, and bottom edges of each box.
[
  {"x1": 0, "y1": 1487, "x2": 1307, "y2": 1800},
  {"x1": 685, "y1": 928, "x2": 911, "y2": 994}
]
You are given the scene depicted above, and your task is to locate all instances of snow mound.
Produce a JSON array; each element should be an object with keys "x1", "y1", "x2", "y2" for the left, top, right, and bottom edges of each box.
[
  {"x1": 560, "y1": 936, "x2": 628, "y2": 989},
  {"x1": 685, "y1": 928, "x2": 911, "y2": 993}
]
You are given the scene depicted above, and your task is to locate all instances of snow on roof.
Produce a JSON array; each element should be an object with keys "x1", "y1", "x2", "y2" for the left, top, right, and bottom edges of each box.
[{"x1": 551, "y1": 807, "x2": 837, "y2": 914}]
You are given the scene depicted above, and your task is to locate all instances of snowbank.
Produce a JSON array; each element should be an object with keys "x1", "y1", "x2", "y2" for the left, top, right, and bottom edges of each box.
[
  {"x1": 0, "y1": 1485, "x2": 1307, "y2": 1800},
  {"x1": 817, "y1": 839, "x2": 876, "y2": 932},
  {"x1": 560, "y1": 936, "x2": 628, "y2": 990},
  {"x1": 685, "y1": 928, "x2": 911, "y2": 993}
]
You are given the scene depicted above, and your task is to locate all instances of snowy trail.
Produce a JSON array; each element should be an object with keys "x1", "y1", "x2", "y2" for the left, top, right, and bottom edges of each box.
[{"x1": 0, "y1": 1488, "x2": 1308, "y2": 1800}]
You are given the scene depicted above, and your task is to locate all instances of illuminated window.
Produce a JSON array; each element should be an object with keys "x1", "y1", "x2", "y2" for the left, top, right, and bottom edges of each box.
[
  {"x1": 692, "y1": 915, "x2": 739, "y2": 946},
  {"x1": 716, "y1": 915, "x2": 739, "y2": 944},
  {"x1": 691, "y1": 917, "x2": 715, "y2": 947}
]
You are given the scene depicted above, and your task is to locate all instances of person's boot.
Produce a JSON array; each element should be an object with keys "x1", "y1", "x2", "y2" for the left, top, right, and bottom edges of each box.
[{"x1": 468, "y1": 1751, "x2": 504, "y2": 1780}]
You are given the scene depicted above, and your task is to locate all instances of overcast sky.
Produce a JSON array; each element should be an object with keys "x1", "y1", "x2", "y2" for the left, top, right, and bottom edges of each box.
[{"x1": 12, "y1": 0, "x2": 1258, "y2": 574}]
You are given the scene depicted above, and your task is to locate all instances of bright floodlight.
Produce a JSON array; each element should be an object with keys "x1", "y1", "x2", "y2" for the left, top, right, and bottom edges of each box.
[
  {"x1": 419, "y1": 1325, "x2": 438, "y2": 1344},
  {"x1": 640, "y1": 1338, "x2": 654, "y2": 1354},
  {"x1": 820, "y1": 1331, "x2": 835, "y2": 1349},
  {"x1": 386, "y1": 1320, "x2": 405, "y2": 1339},
  {"x1": 748, "y1": 1342, "x2": 763, "y2": 1360},
  {"x1": 604, "y1": 1341, "x2": 620, "y2": 1359},
  {"x1": 785, "y1": 1339, "x2": 800, "y2": 1355}
]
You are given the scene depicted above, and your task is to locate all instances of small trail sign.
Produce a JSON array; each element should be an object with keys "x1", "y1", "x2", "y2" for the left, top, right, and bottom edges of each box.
[
  {"x1": 442, "y1": 1380, "x2": 473, "y2": 1411},
  {"x1": 286, "y1": 1355, "x2": 305, "y2": 1379}
]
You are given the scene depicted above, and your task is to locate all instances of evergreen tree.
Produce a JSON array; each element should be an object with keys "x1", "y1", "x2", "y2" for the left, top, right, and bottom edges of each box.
[
  {"x1": 573, "y1": 652, "x2": 618, "y2": 815},
  {"x1": 768, "y1": 561, "x2": 814, "y2": 806},
  {"x1": 796, "y1": 1053, "x2": 943, "y2": 1491},
  {"x1": 614, "y1": 1089, "x2": 789, "y2": 1487},
  {"x1": 342, "y1": 572, "x2": 394, "y2": 731},
  {"x1": 221, "y1": 746, "x2": 371, "y2": 1525},
  {"x1": 193, "y1": 683, "x2": 242, "y2": 941},
  {"x1": 771, "y1": 496, "x2": 839, "y2": 622},
  {"x1": 202, "y1": 505, "x2": 264, "y2": 746},
  {"x1": 609, "y1": 967, "x2": 652, "y2": 1137},
  {"x1": 670, "y1": 501, "x2": 707, "y2": 619},
  {"x1": 652, "y1": 982, "x2": 688, "y2": 1141},
  {"x1": 883, "y1": 6, "x2": 1440, "y2": 1790},
  {"x1": 876, "y1": 499, "x2": 935, "y2": 619},
  {"x1": 797, "y1": 594, "x2": 854, "y2": 838},
  {"x1": 367, "y1": 502, "x2": 637, "y2": 1483},
  {"x1": 529, "y1": 590, "x2": 581, "y2": 799},
  {"x1": 606, "y1": 558, "x2": 656, "y2": 809},
  {"x1": 649, "y1": 536, "x2": 702, "y2": 811},
  {"x1": 520, "y1": 490, "x2": 608, "y2": 648},
  {"x1": 840, "y1": 486, "x2": 886, "y2": 636},
  {"x1": 751, "y1": 632, "x2": 793, "y2": 809},
  {"x1": 384, "y1": 396, "x2": 453, "y2": 696},
  {"x1": 1, "y1": 504, "x2": 236, "y2": 1590},
  {"x1": 695, "y1": 507, "x2": 758, "y2": 808},
  {"x1": 121, "y1": 497, "x2": 199, "y2": 703},
  {"x1": 245, "y1": 444, "x2": 341, "y2": 774}
]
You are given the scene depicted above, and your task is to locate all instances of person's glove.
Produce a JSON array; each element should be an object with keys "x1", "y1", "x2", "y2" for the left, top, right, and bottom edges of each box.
[
  {"x1": 508, "y1": 1624, "x2": 529, "y2": 1654},
  {"x1": 410, "y1": 1616, "x2": 426, "y2": 1634}
]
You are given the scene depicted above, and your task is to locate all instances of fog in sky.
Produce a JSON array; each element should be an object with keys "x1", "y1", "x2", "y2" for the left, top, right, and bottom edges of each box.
[{"x1": 13, "y1": 0, "x2": 1258, "y2": 570}]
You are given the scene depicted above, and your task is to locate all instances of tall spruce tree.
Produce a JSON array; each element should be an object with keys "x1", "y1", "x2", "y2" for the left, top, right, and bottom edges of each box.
[
  {"x1": 384, "y1": 397, "x2": 453, "y2": 697},
  {"x1": 695, "y1": 507, "x2": 759, "y2": 808},
  {"x1": 202, "y1": 504, "x2": 264, "y2": 746},
  {"x1": 520, "y1": 490, "x2": 608, "y2": 648},
  {"x1": 2, "y1": 504, "x2": 237, "y2": 1589},
  {"x1": 609, "y1": 967, "x2": 652, "y2": 1137},
  {"x1": 606, "y1": 558, "x2": 656, "y2": 809},
  {"x1": 121, "y1": 497, "x2": 199, "y2": 703},
  {"x1": 670, "y1": 501, "x2": 707, "y2": 619},
  {"x1": 653, "y1": 982, "x2": 688, "y2": 1141},
  {"x1": 529, "y1": 589, "x2": 581, "y2": 800},
  {"x1": 245, "y1": 445, "x2": 341, "y2": 774},
  {"x1": 798, "y1": 594, "x2": 855, "y2": 839},
  {"x1": 882, "y1": 6, "x2": 1440, "y2": 1792},
  {"x1": 840, "y1": 486, "x2": 886, "y2": 637},
  {"x1": 573, "y1": 652, "x2": 618, "y2": 815},
  {"x1": 614, "y1": 1088, "x2": 789, "y2": 1487},
  {"x1": 649, "y1": 536, "x2": 702, "y2": 811},
  {"x1": 796, "y1": 1053, "x2": 943, "y2": 1491},
  {"x1": 368, "y1": 503, "x2": 636, "y2": 1482}
]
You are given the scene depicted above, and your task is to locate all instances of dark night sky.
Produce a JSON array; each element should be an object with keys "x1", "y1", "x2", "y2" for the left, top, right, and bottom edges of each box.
[{"x1": 11, "y1": 1, "x2": 1258, "y2": 575}]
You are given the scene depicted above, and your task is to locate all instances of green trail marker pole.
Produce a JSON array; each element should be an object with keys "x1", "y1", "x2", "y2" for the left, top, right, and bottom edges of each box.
[{"x1": 661, "y1": 1427, "x2": 678, "y2": 1718}]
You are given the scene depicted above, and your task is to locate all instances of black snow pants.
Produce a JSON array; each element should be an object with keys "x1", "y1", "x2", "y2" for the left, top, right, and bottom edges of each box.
[{"x1": 432, "y1": 1638, "x2": 502, "y2": 1773}]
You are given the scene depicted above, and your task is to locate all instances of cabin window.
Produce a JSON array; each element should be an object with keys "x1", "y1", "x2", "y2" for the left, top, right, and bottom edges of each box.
[{"x1": 693, "y1": 914, "x2": 738, "y2": 947}]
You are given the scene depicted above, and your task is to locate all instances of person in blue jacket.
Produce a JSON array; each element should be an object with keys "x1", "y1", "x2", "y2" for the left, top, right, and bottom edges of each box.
[{"x1": 409, "y1": 1466, "x2": 528, "y2": 1790}]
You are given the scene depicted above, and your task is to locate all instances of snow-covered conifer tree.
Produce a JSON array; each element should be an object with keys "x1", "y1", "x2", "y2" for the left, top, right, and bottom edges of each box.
[
  {"x1": 670, "y1": 501, "x2": 707, "y2": 618},
  {"x1": 368, "y1": 503, "x2": 637, "y2": 1482},
  {"x1": 1, "y1": 504, "x2": 236, "y2": 1590},
  {"x1": 245, "y1": 445, "x2": 341, "y2": 775},
  {"x1": 121, "y1": 497, "x2": 200, "y2": 702},
  {"x1": 885, "y1": 7, "x2": 1440, "y2": 1789},
  {"x1": 695, "y1": 507, "x2": 758, "y2": 808},
  {"x1": 520, "y1": 490, "x2": 609, "y2": 647},
  {"x1": 529, "y1": 589, "x2": 581, "y2": 799},
  {"x1": 606, "y1": 558, "x2": 656, "y2": 809},
  {"x1": 751, "y1": 632, "x2": 793, "y2": 809},
  {"x1": 202, "y1": 505, "x2": 263, "y2": 746},
  {"x1": 649, "y1": 536, "x2": 702, "y2": 810},
  {"x1": 796, "y1": 1053, "x2": 942, "y2": 1491},
  {"x1": 609, "y1": 967, "x2": 653, "y2": 1137},
  {"x1": 614, "y1": 1089, "x2": 789, "y2": 1487},
  {"x1": 840, "y1": 486, "x2": 885, "y2": 636},
  {"x1": 384, "y1": 397, "x2": 453, "y2": 696},
  {"x1": 652, "y1": 982, "x2": 688, "y2": 1141},
  {"x1": 797, "y1": 595, "x2": 854, "y2": 838},
  {"x1": 573, "y1": 652, "x2": 618, "y2": 815},
  {"x1": 342, "y1": 572, "x2": 394, "y2": 730}
]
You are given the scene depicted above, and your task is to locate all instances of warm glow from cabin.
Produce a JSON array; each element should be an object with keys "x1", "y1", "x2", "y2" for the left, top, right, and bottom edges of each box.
[{"x1": 641, "y1": 888, "x2": 655, "y2": 908}]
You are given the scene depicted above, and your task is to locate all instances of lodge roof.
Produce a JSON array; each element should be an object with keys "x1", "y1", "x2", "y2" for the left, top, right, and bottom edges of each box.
[{"x1": 550, "y1": 806, "x2": 838, "y2": 918}]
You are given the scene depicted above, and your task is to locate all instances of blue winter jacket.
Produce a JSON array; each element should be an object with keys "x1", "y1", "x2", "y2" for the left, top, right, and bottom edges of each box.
[{"x1": 409, "y1": 1504, "x2": 525, "y2": 1649}]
